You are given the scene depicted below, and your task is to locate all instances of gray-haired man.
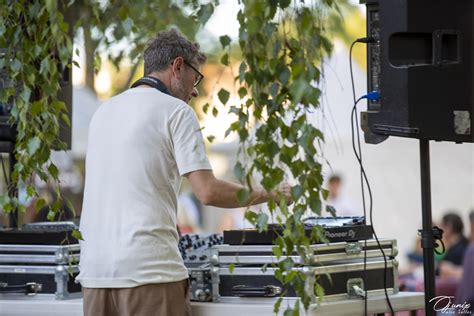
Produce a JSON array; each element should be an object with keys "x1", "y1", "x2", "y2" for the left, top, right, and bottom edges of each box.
[{"x1": 77, "y1": 29, "x2": 292, "y2": 316}]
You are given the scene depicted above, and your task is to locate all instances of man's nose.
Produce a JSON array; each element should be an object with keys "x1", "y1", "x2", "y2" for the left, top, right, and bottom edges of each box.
[{"x1": 191, "y1": 88, "x2": 199, "y2": 98}]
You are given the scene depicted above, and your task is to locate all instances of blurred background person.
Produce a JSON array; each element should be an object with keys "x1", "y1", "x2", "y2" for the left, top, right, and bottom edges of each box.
[
  {"x1": 325, "y1": 174, "x2": 359, "y2": 217},
  {"x1": 469, "y1": 210, "x2": 474, "y2": 243},
  {"x1": 177, "y1": 192, "x2": 203, "y2": 234},
  {"x1": 438, "y1": 212, "x2": 469, "y2": 271},
  {"x1": 454, "y1": 210, "x2": 474, "y2": 313},
  {"x1": 435, "y1": 212, "x2": 469, "y2": 298},
  {"x1": 218, "y1": 208, "x2": 251, "y2": 231}
]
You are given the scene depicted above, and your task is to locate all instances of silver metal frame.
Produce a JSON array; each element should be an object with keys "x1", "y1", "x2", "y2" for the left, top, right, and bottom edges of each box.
[
  {"x1": 212, "y1": 259, "x2": 399, "y2": 302},
  {"x1": 216, "y1": 288, "x2": 398, "y2": 304},
  {"x1": 211, "y1": 239, "x2": 398, "y2": 266},
  {"x1": 0, "y1": 244, "x2": 80, "y2": 253},
  {"x1": 0, "y1": 244, "x2": 80, "y2": 265},
  {"x1": 0, "y1": 265, "x2": 80, "y2": 300}
]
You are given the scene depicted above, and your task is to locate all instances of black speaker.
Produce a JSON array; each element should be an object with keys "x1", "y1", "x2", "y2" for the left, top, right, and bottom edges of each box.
[{"x1": 361, "y1": 0, "x2": 474, "y2": 144}]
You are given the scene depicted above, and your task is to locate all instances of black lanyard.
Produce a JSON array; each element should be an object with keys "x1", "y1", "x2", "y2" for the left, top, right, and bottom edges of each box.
[{"x1": 130, "y1": 76, "x2": 171, "y2": 96}]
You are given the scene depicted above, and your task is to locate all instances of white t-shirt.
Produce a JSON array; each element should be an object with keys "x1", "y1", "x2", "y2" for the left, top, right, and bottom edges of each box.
[
  {"x1": 76, "y1": 87, "x2": 212, "y2": 288},
  {"x1": 326, "y1": 195, "x2": 360, "y2": 217}
]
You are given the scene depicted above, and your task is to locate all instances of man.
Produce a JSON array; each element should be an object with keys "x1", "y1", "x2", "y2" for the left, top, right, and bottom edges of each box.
[
  {"x1": 76, "y1": 29, "x2": 291, "y2": 316},
  {"x1": 439, "y1": 212, "x2": 469, "y2": 267},
  {"x1": 325, "y1": 174, "x2": 359, "y2": 216}
]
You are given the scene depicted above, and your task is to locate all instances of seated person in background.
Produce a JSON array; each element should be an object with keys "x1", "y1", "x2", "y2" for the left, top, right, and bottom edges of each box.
[
  {"x1": 438, "y1": 212, "x2": 469, "y2": 279},
  {"x1": 455, "y1": 243, "x2": 474, "y2": 313},
  {"x1": 469, "y1": 210, "x2": 474, "y2": 243}
]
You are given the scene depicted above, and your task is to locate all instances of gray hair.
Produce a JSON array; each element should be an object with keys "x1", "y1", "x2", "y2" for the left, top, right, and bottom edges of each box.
[{"x1": 143, "y1": 29, "x2": 206, "y2": 75}]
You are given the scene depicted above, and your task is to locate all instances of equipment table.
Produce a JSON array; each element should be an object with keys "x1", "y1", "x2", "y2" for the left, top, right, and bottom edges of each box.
[{"x1": 0, "y1": 292, "x2": 424, "y2": 315}]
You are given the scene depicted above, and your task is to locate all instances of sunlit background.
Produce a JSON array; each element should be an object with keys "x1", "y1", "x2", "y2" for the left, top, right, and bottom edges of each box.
[{"x1": 5, "y1": 0, "x2": 472, "y2": 286}]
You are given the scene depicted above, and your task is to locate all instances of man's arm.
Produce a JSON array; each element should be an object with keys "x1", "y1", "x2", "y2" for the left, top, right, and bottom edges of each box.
[{"x1": 185, "y1": 170, "x2": 291, "y2": 208}]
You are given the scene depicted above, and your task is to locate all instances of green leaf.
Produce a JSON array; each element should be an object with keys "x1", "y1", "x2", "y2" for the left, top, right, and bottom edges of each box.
[
  {"x1": 219, "y1": 35, "x2": 232, "y2": 48},
  {"x1": 274, "y1": 297, "x2": 283, "y2": 314},
  {"x1": 35, "y1": 198, "x2": 46, "y2": 211},
  {"x1": 272, "y1": 245, "x2": 283, "y2": 258},
  {"x1": 66, "y1": 198, "x2": 76, "y2": 218},
  {"x1": 72, "y1": 229, "x2": 84, "y2": 241},
  {"x1": 236, "y1": 188, "x2": 249, "y2": 206},
  {"x1": 326, "y1": 205, "x2": 336, "y2": 217},
  {"x1": 20, "y1": 87, "x2": 32, "y2": 103},
  {"x1": 11, "y1": 59, "x2": 21, "y2": 73},
  {"x1": 228, "y1": 262, "x2": 235, "y2": 274},
  {"x1": 61, "y1": 113, "x2": 71, "y2": 127},
  {"x1": 244, "y1": 210, "x2": 258, "y2": 224},
  {"x1": 238, "y1": 87, "x2": 247, "y2": 99},
  {"x1": 122, "y1": 18, "x2": 133, "y2": 34},
  {"x1": 280, "y1": 257, "x2": 294, "y2": 271},
  {"x1": 212, "y1": 107, "x2": 218, "y2": 117},
  {"x1": 279, "y1": 0, "x2": 291, "y2": 9},
  {"x1": 0, "y1": 195, "x2": 11, "y2": 208},
  {"x1": 256, "y1": 212, "x2": 268, "y2": 232},
  {"x1": 27, "y1": 137, "x2": 41, "y2": 155},
  {"x1": 52, "y1": 199, "x2": 61, "y2": 213},
  {"x1": 48, "y1": 163, "x2": 59, "y2": 179},
  {"x1": 67, "y1": 264, "x2": 74, "y2": 276},
  {"x1": 233, "y1": 161, "x2": 244, "y2": 181},
  {"x1": 239, "y1": 62, "x2": 246, "y2": 82},
  {"x1": 45, "y1": 0, "x2": 57, "y2": 13},
  {"x1": 26, "y1": 185, "x2": 36, "y2": 197},
  {"x1": 218, "y1": 89, "x2": 230, "y2": 105},
  {"x1": 40, "y1": 58, "x2": 50, "y2": 75},
  {"x1": 52, "y1": 100, "x2": 68, "y2": 112},
  {"x1": 322, "y1": 188, "x2": 330, "y2": 200},
  {"x1": 315, "y1": 282, "x2": 325, "y2": 304},
  {"x1": 34, "y1": 45, "x2": 42, "y2": 58},
  {"x1": 93, "y1": 53, "x2": 101, "y2": 73},
  {"x1": 202, "y1": 103, "x2": 209, "y2": 114},
  {"x1": 30, "y1": 101, "x2": 42, "y2": 117},
  {"x1": 285, "y1": 270, "x2": 298, "y2": 283},
  {"x1": 291, "y1": 185, "x2": 304, "y2": 201},
  {"x1": 206, "y1": 135, "x2": 215, "y2": 143},
  {"x1": 309, "y1": 198, "x2": 322, "y2": 215},
  {"x1": 196, "y1": 3, "x2": 214, "y2": 25},
  {"x1": 118, "y1": 6, "x2": 128, "y2": 20},
  {"x1": 220, "y1": 53, "x2": 229, "y2": 66},
  {"x1": 229, "y1": 106, "x2": 240, "y2": 115},
  {"x1": 47, "y1": 210, "x2": 56, "y2": 221}
]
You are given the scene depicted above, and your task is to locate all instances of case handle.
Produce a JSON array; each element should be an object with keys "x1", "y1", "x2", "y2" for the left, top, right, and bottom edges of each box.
[
  {"x1": 0, "y1": 282, "x2": 42, "y2": 295},
  {"x1": 232, "y1": 285, "x2": 282, "y2": 297}
]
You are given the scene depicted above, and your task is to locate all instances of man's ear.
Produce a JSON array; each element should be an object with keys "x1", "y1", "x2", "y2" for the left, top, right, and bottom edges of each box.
[{"x1": 171, "y1": 57, "x2": 184, "y2": 79}]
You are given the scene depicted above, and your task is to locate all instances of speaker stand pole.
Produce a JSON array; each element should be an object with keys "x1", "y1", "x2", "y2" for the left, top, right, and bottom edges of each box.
[{"x1": 419, "y1": 139, "x2": 436, "y2": 316}]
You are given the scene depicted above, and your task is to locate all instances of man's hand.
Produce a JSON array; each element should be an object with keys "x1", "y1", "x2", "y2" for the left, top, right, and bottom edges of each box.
[
  {"x1": 270, "y1": 182, "x2": 293, "y2": 205},
  {"x1": 185, "y1": 170, "x2": 294, "y2": 208}
]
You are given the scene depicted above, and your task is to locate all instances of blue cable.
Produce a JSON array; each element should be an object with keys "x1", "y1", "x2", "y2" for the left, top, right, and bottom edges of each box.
[{"x1": 359, "y1": 91, "x2": 380, "y2": 102}]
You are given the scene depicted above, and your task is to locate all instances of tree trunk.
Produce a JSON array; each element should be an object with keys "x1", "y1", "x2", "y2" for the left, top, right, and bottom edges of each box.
[{"x1": 83, "y1": 25, "x2": 96, "y2": 93}]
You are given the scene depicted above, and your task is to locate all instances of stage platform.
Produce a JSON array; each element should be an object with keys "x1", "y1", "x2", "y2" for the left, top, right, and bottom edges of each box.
[{"x1": 0, "y1": 291, "x2": 424, "y2": 315}]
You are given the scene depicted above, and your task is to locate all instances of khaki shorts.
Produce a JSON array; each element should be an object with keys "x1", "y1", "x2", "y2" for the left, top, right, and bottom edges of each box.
[{"x1": 83, "y1": 279, "x2": 191, "y2": 316}]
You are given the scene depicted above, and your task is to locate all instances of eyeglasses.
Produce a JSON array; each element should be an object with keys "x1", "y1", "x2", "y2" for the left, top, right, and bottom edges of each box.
[{"x1": 183, "y1": 60, "x2": 204, "y2": 87}]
